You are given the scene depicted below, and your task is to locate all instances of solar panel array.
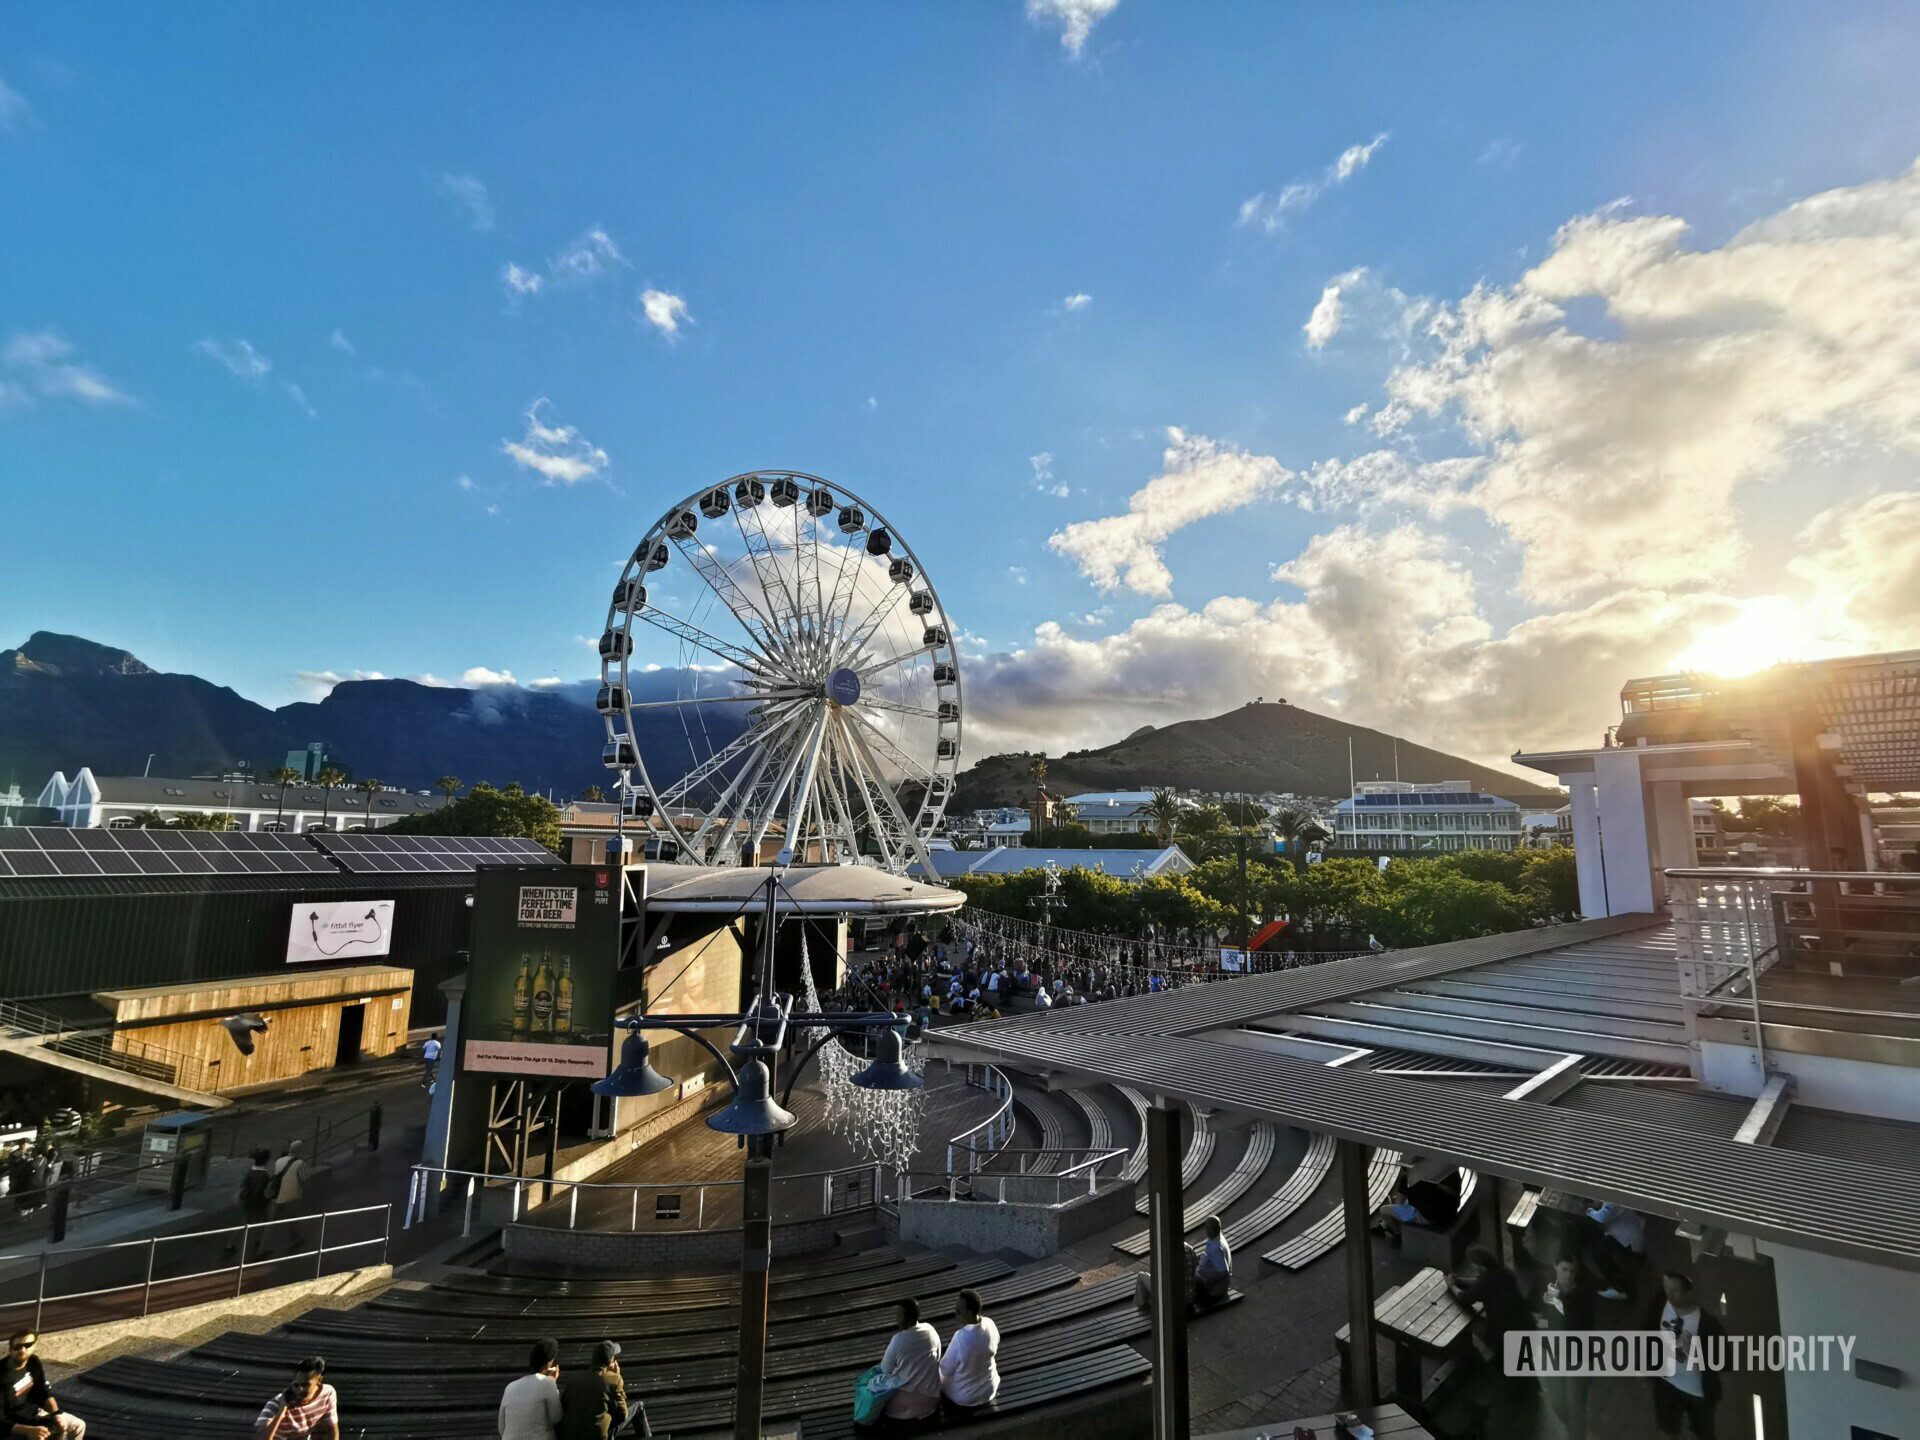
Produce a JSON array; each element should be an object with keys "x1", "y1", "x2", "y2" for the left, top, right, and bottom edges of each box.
[
  {"x1": 0, "y1": 827, "x2": 339, "y2": 878},
  {"x1": 308, "y1": 831, "x2": 557, "y2": 874}
]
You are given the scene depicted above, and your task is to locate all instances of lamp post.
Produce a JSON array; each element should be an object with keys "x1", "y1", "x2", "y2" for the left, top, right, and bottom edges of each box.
[{"x1": 593, "y1": 860, "x2": 921, "y2": 1440}]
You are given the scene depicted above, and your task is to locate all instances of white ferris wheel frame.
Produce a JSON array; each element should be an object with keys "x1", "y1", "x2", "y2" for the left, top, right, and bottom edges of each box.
[{"x1": 596, "y1": 471, "x2": 961, "y2": 876}]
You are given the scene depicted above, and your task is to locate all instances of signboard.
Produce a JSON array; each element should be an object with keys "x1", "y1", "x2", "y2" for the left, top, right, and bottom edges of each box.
[
  {"x1": 461, "y1": 864, "x2": 617, "y2": 1079},
  {"x1": 286, "y1": 900, "x2": 395, "y2": 964},
  {"x1": 1219, "y1": 947, "x2": 1244, "y2": 973}
]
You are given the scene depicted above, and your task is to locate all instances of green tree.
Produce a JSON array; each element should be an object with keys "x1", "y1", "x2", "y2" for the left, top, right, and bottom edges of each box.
[
  {"x1": 315, "y1": 766, "x2": 348, "y2": 828},
  {"x1": 266, "y1": 765, "x2": 302, "y2": 830},
  {"x1": 171, "y1": 811, "x2": 235, "y2": 831},
  {"x1": 1735, "y1": 795, "x2": 1799, "y2": 839},
  {"x1": 388, "y1": 781, "x2": 563, "y2": 854},
  {"x1": 1269, "y1": 807, "x2": 1330, "y2": 872},
  {"x1": 1516, "y1": 848, "x2": 1581, "y2": 922},
  {"x1": 435, "y1": 775, "x2": 464, "y2": 809},
  {"x1": 1371, "y1": 865, "x2": 1528, "y2": 947},
  {"x1": 128, "y1": 809, "x2": 168, "y2": 828},
  {"x1": 1144, "y1": 789, "x2": 1183, "y2": 847},
  {"x1": 1222, "y1": 797, "x2": 1269, "y2": 827},
  {"x1": 354, "y1": 777, "x2": 382, "y2": 828},
  {"x1": 1177, "y1": 804, "x2": 1229, "y2": 861},
  {"x1": 578, "y1": 783, "x2": 606, "y2": 802}
]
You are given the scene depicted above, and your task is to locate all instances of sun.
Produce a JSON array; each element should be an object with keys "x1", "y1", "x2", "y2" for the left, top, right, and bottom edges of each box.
[{"x1": 1668, "y1": 597, "x2": 1815, "y2": 678}]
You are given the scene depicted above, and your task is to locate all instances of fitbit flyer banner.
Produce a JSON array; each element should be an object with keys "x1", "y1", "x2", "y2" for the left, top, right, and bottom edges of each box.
[{"x1": 462, "y1": 863, "x2": 617, "y2": 1078}]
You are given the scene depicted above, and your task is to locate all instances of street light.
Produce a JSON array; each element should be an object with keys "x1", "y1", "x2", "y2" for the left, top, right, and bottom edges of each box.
[{"x1": 589, "y1": 863, "x2": 922, "y2": 1440}]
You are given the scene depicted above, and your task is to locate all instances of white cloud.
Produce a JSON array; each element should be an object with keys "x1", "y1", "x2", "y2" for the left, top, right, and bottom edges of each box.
[
  {"x1": 500, "y1": 398, "x2": 609, "y2": 486},
  {"x1": 1372, "y1": 156, "x2": 1920, "y2": 602},
  {"x1": 1029, "y1": 452, "x2": 1070, "y2": 499},
  {"x1": 456, "y1": 474, "x2": 476, "y2": 491},
  {"x1": 1238, "y1": 132, "x2": 1389, "y2": 234},
  {"x1": 501, "y1": 262, "x2": 545, "y2": 298},
  {"x1": 1343, "y1": 402, "x2": 1370, "y2": 426},
  {"x1": 330, "y1": 329, "x2": 355, "y2": 355},
  {"x1": 550, "y1": 226, "x2": 625, "y2": 282},
  {"x1": 458, "y1": 666, "x2": 519, "y2": 687},
  {"x1": 1047, "y1": 428, "x2": 1292, "y2": 596},
  {"x1": 1, "y1": 331, "x2": 135, "y2": 408},
  {"x1": 436, "y1": 172, "x2": 495, "y2": 231},
  {"x1": 1304, "y1": 282, "x2": 1346, "y2": 350},
  {"x1": 1478, "y1": 137, "x2": 1523, "y2": 168},
  {"x1": 1025, "y1": 0, "x2": 1119, "y2": 58},
  {"x1": 197, "y1": 337, "x2": 271, "y2": 381},
  {"x1": 294, "y1": 668, "x2": 387, "y2": 702},
  {"x1": 0, "y1": 76, "x2": 35, "y2": 132},
  {"x1": 1788, "y1": 489, "x2": 1920, "y2": 649},
  {"x1": 639, "y1": 288, "x2": 692, "y2": 337},
  {"x1": 1008, "y1": 566, "x2": 1029, "y2": 585},
  {"x1": 282, "y1": 381, "x2": 317, "y2": 418},
  {"x1": 1061, "y1": 292, "x2": 1092, "y2": 312},
  {"x1": 866, "y1": 395, "x2": 879, "y2": 411}
]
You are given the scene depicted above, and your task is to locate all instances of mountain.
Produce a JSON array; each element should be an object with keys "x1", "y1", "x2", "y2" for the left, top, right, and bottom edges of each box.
[
  {"x1": 952, "y1": 699, "x2": 1564, "y2": 811},
  {"x1": 0, "y1": 631, "x2": 744, "y2": 799}
]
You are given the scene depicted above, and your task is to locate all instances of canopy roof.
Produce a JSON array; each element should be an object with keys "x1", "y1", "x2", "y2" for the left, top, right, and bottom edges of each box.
[{"x1": 644, "y1": 862, "x2": 964, "y2": 915}]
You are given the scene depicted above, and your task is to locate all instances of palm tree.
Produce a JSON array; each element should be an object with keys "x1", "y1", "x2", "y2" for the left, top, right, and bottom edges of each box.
[
  {"x1": 435, "y1": 775, "x2": 463, "y2": 810},
  {"x1": 1145, "y1": 789, "x2": 1183, "y2": 847},
  {"x1": 1179, "y1": 803, "x2": 1228, "y2": 861},
  {"x1": 315, "y1": 766, "x2": 347, "y2": 829},
  {"x1": 266, "y1": 765, "x2": 302, "y2": 831},
  {"x1": 1269, "y1": 807, "x2": 1332, "y2": 872},
  {"x1": 579, "y1": 783, "x2": 605, "y2": 802},
  {"x1": 355, "y1": 777, "x2": 382, "y2": 829}
]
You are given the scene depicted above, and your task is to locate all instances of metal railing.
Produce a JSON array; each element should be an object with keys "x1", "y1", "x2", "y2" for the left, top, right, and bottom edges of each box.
[
  {"x1": 944, "y1": 1063, "x2": 1014, "y2": 1175},
  {"x1": 0, "y1": 1202, "x2": 391, "y2": 1331},
  {"x1": 0, "y1": 996, "x2": 214, "y2": 1093},
  {"x1": 404, "y1": 1162, "x2": 886, "y2": 1238},
  {"x1": 903, "y1": 1146, "x2": 1128, "y2": 1207},
  {"x1": 1667, "y1": 867, "x2": 1920, "y2": 1074}
]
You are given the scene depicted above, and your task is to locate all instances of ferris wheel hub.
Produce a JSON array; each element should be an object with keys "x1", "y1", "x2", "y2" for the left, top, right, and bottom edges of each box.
[{"x1": 825, "y1": 667, "x2": 863, "y2": 708}]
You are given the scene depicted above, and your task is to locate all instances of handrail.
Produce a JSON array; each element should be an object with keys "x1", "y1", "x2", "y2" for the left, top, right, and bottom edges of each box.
[
  {"x1": 944, "y1": 1063, "x2": 1014, "y2": 1176},
  {"x1": 1667, "y1": 867, "x2": 1920, "y2": 884},
  {"x1": 0, "y1": 1202, "x2": 391, "y2": 1330},
  {"x1": 896, "y1": 1152, "x2": 1125, "y2": 1207},
  {"x1": 404, "y1": 1160, "x2": 885, "y2": 1238}
]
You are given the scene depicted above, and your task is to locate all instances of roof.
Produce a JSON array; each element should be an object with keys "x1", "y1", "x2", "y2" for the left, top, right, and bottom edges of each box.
[
  {"x1": 644, "y1": 862, "x2": 965, "y2": 915},
  {"x1": 1335, "y1": 790, "x2": 1519, "y2": 812},
  {"x1": 1062, "y1": 790, "x2": 1159, "y2": 809},
  {"x1": 927, "y1": 913, "x2": 1920, "y2": 1272},
  {"x1": 932, "y1": 846, "x2": 1193, "y2": 880},
  {"x1": 41, "y1": 770, "x2": 443, "y2": 816}
]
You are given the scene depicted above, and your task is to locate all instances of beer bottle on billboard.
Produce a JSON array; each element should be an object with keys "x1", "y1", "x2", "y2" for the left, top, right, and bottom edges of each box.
[
  {"x1": 512, "y1": 956, "x2": 533, "y2": 1037},
  {"x1": 554, "y1": 957, "x2": 574, "y2": 1036},
  {"x1": 531, "y1": 953, "x2": 556, "y2": 1034}
]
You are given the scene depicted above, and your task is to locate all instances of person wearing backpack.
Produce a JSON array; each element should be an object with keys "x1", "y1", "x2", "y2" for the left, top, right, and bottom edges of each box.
[
  {"x1": 270, "y1": 1142, "x2": 310, "y2": 1258},
  {"x1": 229, "y1": 1150, "x2": 274, "y2": 1261}
]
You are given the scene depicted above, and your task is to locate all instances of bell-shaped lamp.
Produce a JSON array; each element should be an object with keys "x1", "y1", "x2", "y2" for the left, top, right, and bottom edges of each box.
[
  {"x1": 850, "y1": 1026, "x2": 924, "y2": 1091},
  {"x1": 706, "y1": 1057, "x2": 796, "y2": 1135},
  {"x1": 592, "y1": 1022, "x2": 677, "y2": 1098}
]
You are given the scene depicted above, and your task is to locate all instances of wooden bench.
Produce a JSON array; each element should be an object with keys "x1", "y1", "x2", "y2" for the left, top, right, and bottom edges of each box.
[
  {"x1": 1262, "y1": 1148, "x2": 1401, "y2": 1270},
  {"x1": 1113, "y1": 1121, "x2": 1277, "y2": 1256},
  {"x1": 1220, "y1": 1131, "x2": 1334, "y2": 1253},
  {"x1": 1133, "y1": 1104, "x2": 1212, "y2": 1214},
  {"x1": 799, "y1": 1343, "x2": 1152, "y2": 1440}
]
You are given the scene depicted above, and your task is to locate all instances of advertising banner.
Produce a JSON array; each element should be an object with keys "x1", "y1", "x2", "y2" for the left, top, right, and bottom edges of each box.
[
  {"x1": 1218, "y1": 946, "x2": 1244, "y2": 973},
  {"x1": 286, "y1": 899, "x2": 395, "y2": 964},
  {"x1": 461, "y1": 864, "x2": 619, "y2": 1079}
]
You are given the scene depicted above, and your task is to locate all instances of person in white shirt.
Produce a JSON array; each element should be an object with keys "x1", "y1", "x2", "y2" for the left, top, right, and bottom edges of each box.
[
  {"x1": 939, "y1": 1288, "x2": 1000, "y2": 1413},
  {"x1": 270, "y1": 1141, "x2": 310, "y2": 1257},
  {"x1": 1649, "y1": 1271, "x2": 1722, "y2": 1438},
  {"x1": 876, "y1": 1298, "x2": 943, "y2": 1421},
  {"x1": 1193, "y1": 1215, "x2": 1232, "y2": 1304},
  {"x1": 498, "y1": 1339, "x2": 562, "y2": 1440}
]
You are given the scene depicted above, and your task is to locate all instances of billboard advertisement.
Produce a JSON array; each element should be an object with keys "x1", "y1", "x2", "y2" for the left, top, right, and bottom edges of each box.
[
  {"x1": 286, "y1": 900, "x2": 396, "y2": 964},
  {"x1": 461, "y1": 864, "x2": 618, "y2": 1079}
]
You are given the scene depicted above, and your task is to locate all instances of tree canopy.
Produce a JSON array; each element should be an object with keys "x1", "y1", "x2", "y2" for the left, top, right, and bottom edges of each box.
[{"x1": 387, "y1": 781, "x2": 563, "y2": 853}]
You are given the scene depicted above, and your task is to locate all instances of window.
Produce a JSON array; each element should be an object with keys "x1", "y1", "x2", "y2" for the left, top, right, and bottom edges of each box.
[
  {"x1": 163, "y1": 787, "x2": 185, "y2": 797},
  {"x1": 107, "y1": 815, "x2": 135, "y2": 829},
  {"x1": 261, "y1": 821, "x2": 284, "y2": 833}
]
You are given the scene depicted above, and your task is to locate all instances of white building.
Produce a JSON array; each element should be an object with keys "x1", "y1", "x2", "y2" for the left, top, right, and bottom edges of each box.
[
  {"x1": 1060, "y1": 790, "x2": 1162, "y2": 836},
  {"x1": 35, "y1": 767, "x2": 442, "y2": 833},
  {"x1": 1331, "y1": 780, "x2": 1524, "y2": 852}
]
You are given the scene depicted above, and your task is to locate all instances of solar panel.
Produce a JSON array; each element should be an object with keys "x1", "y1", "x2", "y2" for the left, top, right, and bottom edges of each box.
[
  {"x1": 146, "y1": 830, "x2": 191, "y2": 850},
  {"x1": 0, "y1": 831, "x2": 37, "y2": 851},
  {"x1": 6, "y1": 852, "x2": 55, "y2": 876},
  {"x1": 305, "y1": 829, "x2": 554, "y2": 874}
]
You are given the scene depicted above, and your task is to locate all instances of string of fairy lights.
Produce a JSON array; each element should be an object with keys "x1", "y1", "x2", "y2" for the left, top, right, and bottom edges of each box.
[{"x1": 798, "y1": 929, "x2": 926, "y2": 1169}]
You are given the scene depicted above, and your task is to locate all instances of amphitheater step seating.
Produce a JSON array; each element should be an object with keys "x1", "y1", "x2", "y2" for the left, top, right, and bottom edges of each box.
[
  {"x1": 800, "y1": 1344, "x2": 1152, "y2": 1440},
  {"x1": 1261, "y1": 1147, "x2": 1402, "y2": 1271},
  {"x1": 1006, "y1": 1082, "x2": 1071, "y2": 1173},
  {"x1": 1116, "y1": 1086, "x2": 1151, "y2": 1183},
  {"x1": 1220, "y1": 1131, "x2": 1335, "y2": 1253},
  {"x1": 1112, "y1": 1121, "x2": 1278, "y2": 1257},
  {"x1": 1133, "y1": 1104, "x2": 1212, "y2": 1214},
  {"x1": 1065, "y1": 1085, "x2": 1113, "y2": 1154},
  {"x1": 58, "y1": 1249, "x2": 1184, "y2": 1440}
]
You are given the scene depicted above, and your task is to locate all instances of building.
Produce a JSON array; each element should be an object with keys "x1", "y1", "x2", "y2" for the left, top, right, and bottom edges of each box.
[
  {"x1": 984, "y1": 815, "x2": 1031, "y2": 848},
  {"x1": 1516, "y1": 651, "x2": 1920, "y2": 917},
  {"x1": 911, "y1": 844, "x2": 1194, "y2": 883},
  {"x1": 1330, "y1": 780, "x2": 1523, "y2": 852},
  {"x1": 35, "y1": 767, "x2": 442, "y2": 833},
  {"x1": 1061, "y1": 790, "x2": 1162, "y2": 836},
  {"x1": 283, "y1": 741, "x2": 332, "y2": 782}
]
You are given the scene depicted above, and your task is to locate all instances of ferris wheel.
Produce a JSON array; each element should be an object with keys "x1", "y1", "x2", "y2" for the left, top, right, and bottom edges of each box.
[{"x1": 595, "y1": 472, "x2": 961, "y2": 874}]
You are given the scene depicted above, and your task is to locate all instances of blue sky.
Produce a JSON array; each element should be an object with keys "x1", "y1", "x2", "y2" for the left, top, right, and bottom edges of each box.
[{"x1": 6, "y1": 3, "x2": 1920, "y2": 764}]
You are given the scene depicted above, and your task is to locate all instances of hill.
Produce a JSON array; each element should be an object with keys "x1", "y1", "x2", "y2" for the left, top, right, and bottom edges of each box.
[
  {"x1": 0, "y1": 631, "x2": 743, "y2": 799},
  {"x1": 953, "y1": 699, "x2": 1562, "y2": 811}
]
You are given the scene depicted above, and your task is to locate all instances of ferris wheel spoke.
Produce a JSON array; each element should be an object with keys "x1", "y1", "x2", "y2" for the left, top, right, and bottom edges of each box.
[
  {"x1": 844, "y1": 709, "x2": 941, "y2": 788},
  {"x1": 839, "y1": 711, "x2": 937, "y2": 876},
  {"x1": 632, "y1": 605, "x2": 772, "y2": 678},
  {"x1": 679, "y1": 707, "x2": 807, "y2": 861},
  {"x1": 656, "y1": 703, "x2": 804, "y2": 808},
  {"x1": 746, "y1": 705, "x2": 827, "y2": 858},
  {"x1": 837, "y1": 578, "x2": 914, "y2": 665},
  {"x1": 733, "y1": 500, "x2": 805, "y2": 650},
  {"x1": 818, "y1": 731, "x2": 862, "y2": 863},
  {"x1": 856, "y1": 696, "x2": 940, "y2": 721},
  {"x1": 853, "y1": 645, "x2": 935, "y2": 681},
  {"x1": 623, "y1": 690, "x2": 801, "y2": 711},
  {"x1": 668, "y1": 534, "x2": 783, "y2": 658}
]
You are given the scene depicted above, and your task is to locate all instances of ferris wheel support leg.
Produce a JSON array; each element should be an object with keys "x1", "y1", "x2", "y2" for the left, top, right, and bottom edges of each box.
[{"x1": 782, "y1": 710, "x2": 833, "y2": 865}]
